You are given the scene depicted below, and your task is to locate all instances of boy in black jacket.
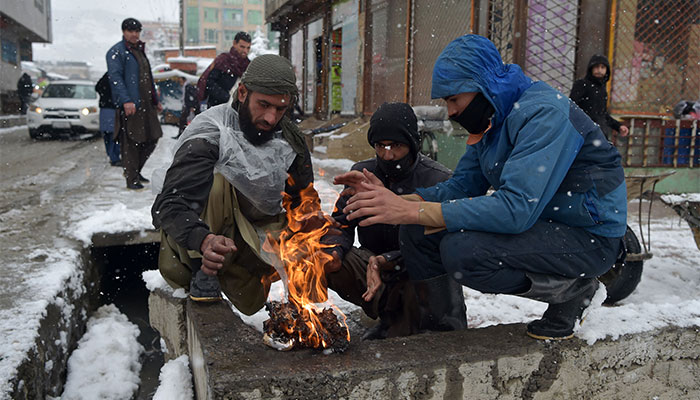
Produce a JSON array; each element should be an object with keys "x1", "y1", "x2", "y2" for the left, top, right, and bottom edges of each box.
[
  {"x1": 570, "y1": 54, "x2": 629, "y2": 140},
  {"x1": 323, "y1": 102, "x2": 455, "y2": 340}
]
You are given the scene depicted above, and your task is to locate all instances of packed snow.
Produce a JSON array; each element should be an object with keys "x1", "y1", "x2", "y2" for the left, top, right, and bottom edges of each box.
[
  {"x1": 1, "y1": 126, "x2": 699, "y2": 398},
  {"x1": 152, "y1": 355, "x2": 193, "y2": 400},
  {"x1": 57, "y1": 305, "x2": 143, "y2": 400}
]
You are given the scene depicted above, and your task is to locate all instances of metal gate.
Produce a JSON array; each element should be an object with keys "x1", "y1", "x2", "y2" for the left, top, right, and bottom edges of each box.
[
  {"x1": 609, "y1": 0, "x2": 700, "y2": 115},
  {"x1": 487, "y1": 0, "x2": 580, "y2": 93}
]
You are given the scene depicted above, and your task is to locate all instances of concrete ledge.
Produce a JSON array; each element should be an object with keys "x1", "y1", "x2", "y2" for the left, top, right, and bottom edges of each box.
[
  {"x1": 148, "y1": 288, "x2": 188, "y2": 360},
  {"x1": 9, "y1": 249, "x2": 101, "y2": 399},
  {"x1": 91, "y1": 229, "x2": 161, "y2": 248},
  {"x1": 148, "y1": 289, "x2": 700, "y2": 399},
  {"x1": 0, "y1": 116, "x2": 26, "y2": 129}
]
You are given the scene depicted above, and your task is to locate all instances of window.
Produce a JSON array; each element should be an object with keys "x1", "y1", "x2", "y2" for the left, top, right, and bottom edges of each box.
[
  {"x1": 224, "y1": 0, "x2": 243, "y2": 4},
  {"x1": 247, "y1": 0, "x2": 262, "y2": 4},
  {"x1": 224, "y1": 30, "x2": 238, "y2": 41},
  {"x1": 204, "y1": 8, "x2": 219, "y2": 23},
  {"x1": 247, "y1": 10, "x2": 263, "y2": 26},
  {"x1": 204, "y1": 29, "x2": 219, "y2": 43},
  {"x1": 1, "y1": 39, "x2": 18, "y2": 65},
  {"x1": 223, "y1": 9, "x2": 243, "y2": 26},
  {"x1": 186, "y1": 7, "x2": 200, "y2": 43}
]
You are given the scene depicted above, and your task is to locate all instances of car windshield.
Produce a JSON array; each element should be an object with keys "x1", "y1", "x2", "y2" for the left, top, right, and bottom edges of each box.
[{"x1": 41, "y1": 84, "x2": 97, "y2": 99}]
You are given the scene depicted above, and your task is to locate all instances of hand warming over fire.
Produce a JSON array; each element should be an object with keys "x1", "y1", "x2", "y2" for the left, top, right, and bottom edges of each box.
[
  {"x1": 343, "y1": 183, "x2": 421, "y2": 226},
  {"x1": 362, "y1": 255, "x2": 387, "y2": 301},
  {"x1": 323, "y1": 249, "x2": 342, "y2": 274},
  {"x1": 334, "y1": 168, "x2": 384, "y2": 198},
  {"x1": 200, "y1": 233, "x2": 237, "y2": 275}
]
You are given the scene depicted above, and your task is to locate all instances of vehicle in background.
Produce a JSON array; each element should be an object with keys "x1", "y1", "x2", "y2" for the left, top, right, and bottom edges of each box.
[{"x1": 27, "y1": 80, "x2": 100, "y2": 139}]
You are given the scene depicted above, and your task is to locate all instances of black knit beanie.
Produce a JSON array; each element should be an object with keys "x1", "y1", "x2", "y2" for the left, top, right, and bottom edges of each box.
[{"x1": 367, "y1": 102, "x2": 420, "y2": 157}]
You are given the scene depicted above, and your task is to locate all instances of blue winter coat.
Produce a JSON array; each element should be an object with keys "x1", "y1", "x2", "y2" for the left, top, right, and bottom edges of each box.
[
  {"x1": 419, "y1": 35, "x2": 627, "y2": 238},
  {"x1": 106, "y1": 39, "x2": 156, "y2": 108}
]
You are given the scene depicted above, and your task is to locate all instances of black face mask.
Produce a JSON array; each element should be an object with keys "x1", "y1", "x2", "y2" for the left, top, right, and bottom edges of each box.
[
  {"x1": 376, "y1": 154, "x2": 414, "y2": 180},
  {"x1": 450, "y1": 93, "x2": 495, "y2": 134},
  {"x1": 238, "y1": 97, "x2": 276, "y2": 146}
]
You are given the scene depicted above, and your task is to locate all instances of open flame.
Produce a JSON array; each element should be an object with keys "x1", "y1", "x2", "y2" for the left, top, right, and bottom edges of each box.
[{"x1": 262, "y1": 178, "x2": 350, "y2": 350}]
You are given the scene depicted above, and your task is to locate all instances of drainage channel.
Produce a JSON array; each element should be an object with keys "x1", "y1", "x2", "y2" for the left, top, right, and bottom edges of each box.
[{"x1": 90, "y1": 242, "x2": 164, "y2": 399}]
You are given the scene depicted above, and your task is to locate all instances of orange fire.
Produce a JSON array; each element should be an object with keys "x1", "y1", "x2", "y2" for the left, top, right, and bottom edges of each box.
[{"x1": 263, "y1": 178, "x2": 350, "y2": 349}]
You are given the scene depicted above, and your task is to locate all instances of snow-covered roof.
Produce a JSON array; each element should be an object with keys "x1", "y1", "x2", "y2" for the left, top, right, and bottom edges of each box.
[
  {"x1": 165, "y1": 56, "x2": 215, "y2": 75},
  {"x1": 153, "y1": 45, "x2": 217, "y2": 51},
  {"x1": 46, "y1": 79, "x2": 95, "y2": 85},
  {"x1": 153, "y1": 69, "x2": 199, "y2": 84},
  {"x1": 46, "y1": 72, "x2": 71, "y2": 80}
]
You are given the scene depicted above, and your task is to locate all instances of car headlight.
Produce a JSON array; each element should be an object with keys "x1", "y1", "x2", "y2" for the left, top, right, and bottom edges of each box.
[
  {"x1": 80, "y1": 106, "x2": 98, "y2": 116},
  {"x1": 33, "y1": 106, "x2": 42, "y2": 114}
]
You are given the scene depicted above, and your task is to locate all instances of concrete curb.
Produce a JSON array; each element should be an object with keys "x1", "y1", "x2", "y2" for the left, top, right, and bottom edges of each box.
[
  {"x1": 7, "y1": 249, "x2": 101, "y2": 399},
  {"x1": 149, "y1": 289, "x2": 700, "y2": 400}
]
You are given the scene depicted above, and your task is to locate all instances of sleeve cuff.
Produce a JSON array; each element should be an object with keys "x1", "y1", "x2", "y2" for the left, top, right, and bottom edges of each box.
[
  {"x1": 401, "y1": 194, "x2": 424, "y2": 202},
  {"x1": 418, "y1": 201, "x2": 446, "y2": 228},
  {"x1": 187, "y1": 227, "x2": 211, "y2": 252}
]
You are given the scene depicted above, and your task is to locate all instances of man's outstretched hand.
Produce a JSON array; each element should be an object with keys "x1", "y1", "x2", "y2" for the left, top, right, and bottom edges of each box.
[
  {"x1": 200, "y1": 234, "x2": 237, "y2": 275},
  {"x1": 334, "y1": 168, "x2": 384, "y2": 197},
  {"x1": 362, "y1": 255, "x2": 391, "y2": 302},
  {"x1": 343, "y1": 182, "x2": 420, "y2": 226}
]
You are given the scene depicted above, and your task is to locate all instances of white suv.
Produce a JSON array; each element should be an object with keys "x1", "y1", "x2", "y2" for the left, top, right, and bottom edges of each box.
[{"x1": 27, "y1": 80, "x2": 100, "y2": 139}]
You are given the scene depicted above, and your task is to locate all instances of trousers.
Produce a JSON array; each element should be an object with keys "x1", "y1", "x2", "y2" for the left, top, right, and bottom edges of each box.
[{"x1": 400, "y1": 219, "x2": 622, "y2": 295}]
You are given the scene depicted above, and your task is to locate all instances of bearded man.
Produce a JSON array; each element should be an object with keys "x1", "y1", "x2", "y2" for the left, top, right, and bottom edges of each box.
[{"x1": 152, "y1": 55, "x2": 321, "y2": 315}]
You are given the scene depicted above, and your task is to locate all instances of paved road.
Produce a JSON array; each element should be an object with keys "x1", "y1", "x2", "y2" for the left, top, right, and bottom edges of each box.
[
  {"x1": 0, "y1": 126, "x2": 108, "y2": 308},
  {"x1": 0, "y1": 128, "x2": 104, "y2": 214}
]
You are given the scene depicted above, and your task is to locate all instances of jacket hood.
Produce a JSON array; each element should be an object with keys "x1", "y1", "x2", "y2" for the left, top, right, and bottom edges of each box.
[
  {"x1": 431, "y1": 34, "x2": 533, "y2": 129},
  {"x1": 585, "y1": 54, "x2": 610, "y2": 83}
]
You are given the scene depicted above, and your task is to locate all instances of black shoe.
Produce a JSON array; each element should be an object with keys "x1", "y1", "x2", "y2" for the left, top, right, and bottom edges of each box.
[
  {"x1": 110, "y1": 160, "x2": 122, "y2": 167},
  {"x1": 527, "y1": 279, "x2": 599, "y2": 340},
  {"x1": 189, "y1": 270, "x2": 222, "y2": 302},
  {"x1": 362, "y1": 320, "x2": 389, "y2": 341},
  {"x1": 138, "y1": 173, "x2": 149, "y2": 183},
  {"x1": 126, "y1": 182, "x2": 145, "y2": 190},
  {"x1": 414, "y1": 274, "x2": 467, "y2": 332}
]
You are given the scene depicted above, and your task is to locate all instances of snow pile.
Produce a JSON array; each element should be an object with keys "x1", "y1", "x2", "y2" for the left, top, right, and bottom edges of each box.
[
  {"x1": 661, "y1": 193, "x2": 700, "y2": 204},
  {"x1": 69, "y1": 203, "x2": 153, "y2": 245},
  {"x1": 152, "y1": 355, "x2": 193, "y2": 400},
  {"x1": 142, "y1": 270, "x2": 187, "y2": 299},
  {"x1": 60, "y1": 305, "x2": 143, "y2": 400}
]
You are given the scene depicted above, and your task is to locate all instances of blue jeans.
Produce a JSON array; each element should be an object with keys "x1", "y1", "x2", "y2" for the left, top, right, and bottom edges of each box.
[
  {"x1": 102, "y1": 131, "x2": 120, "y2": 164},
  {"x1": 399, "y1": 220, "x2": 622, "y2": 295}
]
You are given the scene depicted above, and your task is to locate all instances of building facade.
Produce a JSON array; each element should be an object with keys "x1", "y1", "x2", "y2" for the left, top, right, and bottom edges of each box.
[
  {"x1": 0, "y1": 0, "x2": 52, "y2": 114},
  {"x1": 266, "y1": 0, "x2": 699, "y2": 189},
  {"x1": 141, "y1": 20, "x2": 181, "y2": 56},
  {"x1": 184, "y1": 0, "x2": 267, "y2": 54}
]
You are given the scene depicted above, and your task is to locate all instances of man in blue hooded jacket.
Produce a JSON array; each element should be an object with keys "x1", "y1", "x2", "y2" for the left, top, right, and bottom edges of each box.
[{"x1": 337, "y1": 35, "x2": 627, "y2": 340}]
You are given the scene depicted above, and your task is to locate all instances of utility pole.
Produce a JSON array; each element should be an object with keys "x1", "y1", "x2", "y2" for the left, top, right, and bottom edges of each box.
[{"x1": 179, "y1": 0, "x2": 185, "y2": 56}]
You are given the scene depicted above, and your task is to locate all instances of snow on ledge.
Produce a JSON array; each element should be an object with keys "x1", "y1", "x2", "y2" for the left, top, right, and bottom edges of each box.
[{"x1": 68, "y1": 203, "x2": 153, "y2": 246}]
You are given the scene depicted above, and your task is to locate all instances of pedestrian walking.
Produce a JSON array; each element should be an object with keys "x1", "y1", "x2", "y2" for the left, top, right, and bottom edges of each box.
[
  {"x1": 95, "y1": 72, "x2": 121, "y2": 166},
  {"x1": 17, "y1": 73, "x2": 33, "y2": 115}
]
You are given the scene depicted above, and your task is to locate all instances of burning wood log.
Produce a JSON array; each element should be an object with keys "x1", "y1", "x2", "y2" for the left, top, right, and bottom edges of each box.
[
  {"x1": 263, "y1": 300, "x2": 349, "y2": 352},
  {"x1": 261, "y1": 180, "x2": 351, "y2": 352}
]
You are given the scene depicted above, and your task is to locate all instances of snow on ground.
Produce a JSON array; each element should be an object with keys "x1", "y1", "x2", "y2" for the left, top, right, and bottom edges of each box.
[
  {"x1": 0, "y1": 246, "x2": 85, "y2": 398},
  {"x1": 152, "y1": 355, "x2": 193, "y2": 400},
  {"x1": 57, "y1": 305, "x2": 143, "y2": 400},
  {"x1": 0, "y1": 126, "x2": 28, "y2": 136},
  {"x1": 2, "y1": 124, "x2": 699, "y2": 398}
]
